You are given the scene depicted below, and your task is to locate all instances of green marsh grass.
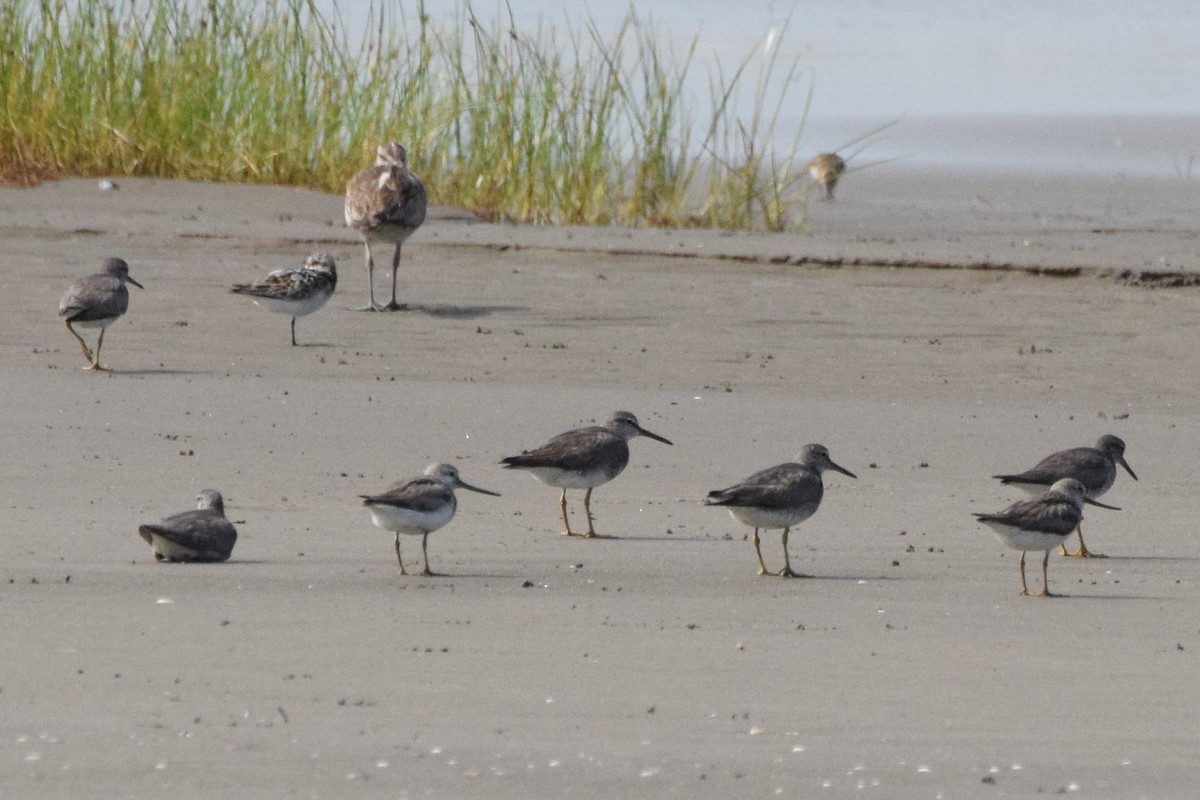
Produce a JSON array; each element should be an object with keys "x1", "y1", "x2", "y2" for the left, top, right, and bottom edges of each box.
[{"x1": 1, "y1": 0, "x2": 816, "y2": 230}]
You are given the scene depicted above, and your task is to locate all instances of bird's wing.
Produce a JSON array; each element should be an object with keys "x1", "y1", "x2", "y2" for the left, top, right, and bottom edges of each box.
[{"x1": 362, "y1": 477, "x2": 453, "y2": 513}]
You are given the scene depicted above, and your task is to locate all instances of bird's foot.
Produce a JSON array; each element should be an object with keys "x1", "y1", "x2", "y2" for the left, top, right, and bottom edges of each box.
[
  {"x1": 357, "y1": 302, "x2": 385, "y2": 312},
  {"x1": 1037, "y1": 588, "x2": 1065, "y2": 598},
  {"x1": 420, "y1": 567, "x2": 437, "y2": 577},
  {"x1": 82, "y1": 362, "x2": 109, "y2": 372},
  {"x1": 381, "y1": 301, "x2": 409, "y2": 312},
  {"x1": 582, "y1": 531, "x2": 617, "y2": 540},
  {"x1": 1062, "y1": 547, "x2": 1106, "y2": 559},
  {"x1": 779, "y1": 567, "x2": 810, "y2": 579}
]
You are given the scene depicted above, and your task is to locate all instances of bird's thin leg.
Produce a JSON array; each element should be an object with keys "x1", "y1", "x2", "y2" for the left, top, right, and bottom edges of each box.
[
  {"x1": 290, "y1": 317, "x2": 298, "y2": 347},
  {"x1": 419, "y1": 532, "x2": 434, "y2": 576},
  {"x1": 382, "y1": 243, "x2": 407, "y2": 311},
  {"x1": 753, "y1": 529, "x2": 768, "y2": 575},
  {"x1": 83, "y1": 328, "x2": 108, "y2": 371},
  {"x1": 394, "y1": 533, "x2": 408, "y2": 575},
  {"x1": 1062, "y1": 524, "x2": 1104, "y2": 559},
  {"x1": 1018, "y1": 551, "x2": 1029, "y2": 596},
  {"x1": 582, "y1": 488, "x2": 598, "y2": 537},
  {"x1": 65, "y1": 320, "x2": 94, "y2": 363},
  {"x1": 777, "y1": 527, "x2": 806, "y2": 578},
  {"x1": 558, "y1": 489, "x2": 575, "y2": 536},
  {"x1": 358, "y1": 242, "x2": 381, "y2": 311},
  {"x1": 1038, "y1": 550, "x2": 1062, "y2": 597}
]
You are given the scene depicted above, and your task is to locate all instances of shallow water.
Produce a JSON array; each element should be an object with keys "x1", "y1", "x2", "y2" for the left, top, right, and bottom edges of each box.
[{"x1": 322, "y1": 1, "x2": 1200, "y2": 174}]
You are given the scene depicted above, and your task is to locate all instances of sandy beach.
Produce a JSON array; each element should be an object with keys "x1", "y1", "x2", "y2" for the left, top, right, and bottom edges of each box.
[{"x1": 2, "y1": 158, "x2": 1199, "y2": 798}]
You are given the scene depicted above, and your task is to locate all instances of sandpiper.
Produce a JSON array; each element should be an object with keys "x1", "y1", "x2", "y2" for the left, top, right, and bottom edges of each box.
[
  {"x1": 360, "y1": 463, "x2": 499, "y2": 576},
  {"x1": 974, "y1": 478, "x2": 1119, "y2": 597},
  {"x1": 993, "y1": 435, "x2": 1136, "y2": 558},
  {"x1": 230, "y1": 253, "x2": 337, "y2": 346},
  {"x1": 806, "y1": 153, "x2": 847, "y2": 201},
  {"x1": 344, "y1": 142, "x2": 427, "y2": 311},
  {"x1": 58, "y1": 257, "x2": 143, "y2": 371},
  {"x1": 704, "y1": 444, "x2": 857, "y2": 577},
  {"x1": 138, "y1": 490, "x2": 238, "y2": 563},
  {"x1": 501, "y1": 411, "x2": 673, "y2": 538}
]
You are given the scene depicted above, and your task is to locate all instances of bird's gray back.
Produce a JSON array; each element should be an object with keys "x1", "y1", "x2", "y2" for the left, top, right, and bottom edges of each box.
[
  {"x1": 59, "y1": 274, "x2": 129, "y2": 322},
  {"x1": 505, "y1": 426, "x2": 629, "y2": 476},
  {"x1": 362, "y1": 477, "x2": 455, "y2": 513},
  {"x1": 708, "y1": 462, "x2": 823, "y2": 511},
  {"x1": 976, "y1": 494, "x2": 1081, "y2": 535},
  {"x1": 138, "y1": 509, "x2": 237, "y2": 559},
  {"x1": 998, "y1": 446, "x2": 1115, "y2": 495}
]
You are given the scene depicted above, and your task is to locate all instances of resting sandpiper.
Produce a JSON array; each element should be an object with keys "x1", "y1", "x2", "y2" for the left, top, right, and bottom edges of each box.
[
  {"x1": 361, "y1": 463, "x2": 499, "y2": 576},
  {"x1": 993, "y1": 435, "x2": 1136, "y2": 558},
  {"x1": 230, "y1": 253, "x2": 337, "y2": 345},
  {"x1": 501, "y1": 411, "x2": 673, "y2": 538},
  {"x1": 974, "y1": 478, "x2": 1118, "y2": 597},
  {"x1": 138, "y1": 490, "x2": 238, "y2": 563},
  {"x1": 704, "y1": 444, "x2": 857, "y2": 577}
]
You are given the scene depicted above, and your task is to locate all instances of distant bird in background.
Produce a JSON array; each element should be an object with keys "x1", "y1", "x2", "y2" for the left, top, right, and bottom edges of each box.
[
  {"x1": 58, "y1": 257, "x2": 143, "y2": 371},
  {"x1": 806, "y1": 153, "x2": 846, "y2": 201},
  {"x1": 993, "y1": 435, "x2": 1137, "y2": 558},
  {"x1": 344, "y1": 142, "x2": 427, "y2": 311},
  {"x1": 501, "y1": 411, "x2": 673, "y2": 539},
  {"x1": 138, "y1": 490, "x2": 238, "y2": 563},
  {"x1": 974, "y1": 478, "x2": 1118, "y2": 597},
  {"x1": 705, "y1": 444, "x2": 857, "y2": 578},
  {"x1": 230, "y1": 253, "x2": 337, "y2": 346},
  {"x1": 360, "y1": 463, "x2": 499, "y2": 576}
]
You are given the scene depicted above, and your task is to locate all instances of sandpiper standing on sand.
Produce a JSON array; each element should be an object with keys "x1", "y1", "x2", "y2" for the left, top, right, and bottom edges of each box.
[
  {"x1": 993, "y1": 435, "x2": 1136, "y2": 558},
  {"x1": 361, "y1": 463, "x2": 499, "y2": 576},
  {"x1": 501, "y1": 411, "x2": 673, "y2": 538},
  {"x1": 138, "y1": 490, "x2": 238, "y2": 563},
  {"x1": 58, "y1": 257, "x2": 143, "y2": 371},
  {"x1": 344, "y1": 142, "x2": 427, "y2": 311},
  {"x1": 974, "y1": 478, "x2": 1119, "y2": 597},
  {"x1": 230, "y1": 253, "x2": 337, "y2": 346},
  {"x1": 705, "y1": 444, "x2": 857, "y2": 577},
  {"x1": 806, "y1": 153, "x2": 847, "y2": 200}
]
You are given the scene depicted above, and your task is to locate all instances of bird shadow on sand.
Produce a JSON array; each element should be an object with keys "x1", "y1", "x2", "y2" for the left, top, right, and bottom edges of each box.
[
  {"x1": 111, "y1": 367, "x2": 206, "y2": 377},
  {"x1": 1088, "y1": 554, "x2": 1200, "y2": 563},
  {"x1": 409, "y1": 303, "x2": 527, "y2": 319}
]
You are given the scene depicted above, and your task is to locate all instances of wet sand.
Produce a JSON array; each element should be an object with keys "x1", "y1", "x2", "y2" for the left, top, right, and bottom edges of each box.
[{"x1": 2, "y1": 163, "x2": 1199, "y2": 798}]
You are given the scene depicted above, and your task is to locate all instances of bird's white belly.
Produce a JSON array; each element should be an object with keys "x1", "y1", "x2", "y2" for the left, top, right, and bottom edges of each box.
[
  {"x1": 727, "y1": 504, "x2": 816, "y2": 530},
  {"x1": 524, "y1": 466, "x2": 616, "y2": 490},
  {"x1": 71, "y1": 317, "x2": 115, "y2": 330},
  {"x1": 256, "y1": 293, "x2": 328, "y2": 317},
  {"x1": 368, "y1": 503, "x2": 454, "y2": 536},
  {"x1": 148, "y1": 534, "x2": 201, "y2": 561},
  {"x1": 980, "y1": 523, "x2": 1068, "y2": 553}
]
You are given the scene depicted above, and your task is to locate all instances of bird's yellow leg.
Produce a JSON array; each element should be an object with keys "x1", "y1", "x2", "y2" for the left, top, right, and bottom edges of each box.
[
  {"x1": 1062, "y1": 525, "x2": 1105, "y2": 558},
  {"x1": 1038, "y1": 550, "x2": 1063, "y2": 597},
  {"x1": 558, "y1": 489, "x2": 577, "y2": 536},
  {"x1": 580, "y1": 488, "x2": 616, "y2": 538},
  {"x1": 753, "y1": 529, "x2": 768, "y2": 575},
  {"x1": 1018, "y1": 551, "x2": 1030, "y2": 596},
  {"x1": 779, "y1": 527, "x2": 803, "y2": 578},
  {"x1": 65, "y1": 321, "x2": 94, "y2": 363},
  {"x1": 419, "y1": 532, "x2": 435, "y2": 577},
  {"x1": 582, "y1": 488, "x2": 597, "y2": 537},
  {"x1": 83, "y1": 328, "x2": 109, "y2": 371},
  {"x1": 394, "y1": 534, "x2": 408, "y2": 575}
]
